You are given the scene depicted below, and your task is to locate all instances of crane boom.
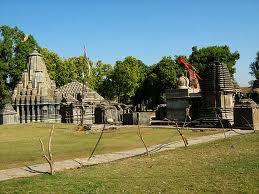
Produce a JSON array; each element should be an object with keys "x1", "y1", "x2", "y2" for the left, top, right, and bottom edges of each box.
[{"x1": 178, "y1": 56, "x2": 202, "y2": 81}]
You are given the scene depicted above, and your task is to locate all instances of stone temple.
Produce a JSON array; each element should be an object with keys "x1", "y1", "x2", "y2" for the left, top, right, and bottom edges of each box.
[
  {"x1": 60, "y1": 81, "x2": 102, "y2": 124},
  {"x1": 166, "y1": 61, "x2": 235, "y2": 126},
  {"x1": 59, "y1": 81, "x2": 102, "y2": 124},
  {"x1": 200, "y1": 62, "x2": 234, "y2": 124},
  {"x1": 8, "y1": 48, "x2": 126, "y2": 125},
  {"x1": 12, "y1": 48, "x2": 61, "y2": 123},
  {"x1": 59, "y1": 81, "x2": 128, "y2": 125}
]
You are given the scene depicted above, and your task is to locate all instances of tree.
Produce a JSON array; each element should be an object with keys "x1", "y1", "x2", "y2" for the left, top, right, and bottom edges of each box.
[
  {"x1": 91, "y1": 61, "x2": 113, "y2": 97},
  {"x1": 109, "y1": 56, "x2": 147, "y2": 103},
  {"x1": 135, "y1": 56, "x2": 182, "y2": 109},
  {"x1": 0, "y1": 25, "x2": 38, "y2": 90},
  {"x1": 39, "y1": 48, "x2": 63, "y2": 86},
  {"x1": 189, "y1": 46, "x2": 240, "y2": 76},
  {"x1": 0, "y1": 73, "x2": 11, "y2": 109},
  {"x1": 249, "y1": 51, "x2": 259, "y2": 79},
  {"x1": 59, "y1": 56, "x2": 93, "y2": 87},
  {"x1": 0, "y1": 25, "x2": 38, "y2": 107}
]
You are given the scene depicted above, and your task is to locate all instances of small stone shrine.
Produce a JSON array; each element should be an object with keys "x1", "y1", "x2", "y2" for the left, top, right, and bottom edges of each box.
[
  {"x1": 234, "y1": 99, "x2": 259, "y2": 130},
  {"x1": 12, "y1": 48, "x2": 61, "y2": 123},
  {"x1": 166, "y1": 74, "x2": 201, "y2": 123},
  {"x1": 59, "y1": 81, "x2": 124, "y2": 124},
  {"x1": 200, "y1": 62, "x2": 234, "y2": 124},
  {"x1": 59, "y1": 81, "x2": 103, "y2": 124},
  {"x1": 0, "y1": 104, "x2": 19, "y2": 124}
]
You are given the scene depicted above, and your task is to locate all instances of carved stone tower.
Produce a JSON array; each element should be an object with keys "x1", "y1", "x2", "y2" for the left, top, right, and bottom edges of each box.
[
  {"x1": 200, "y1": 62, "x2": 234, "y2": 124},
  {"x1": 12, "y1": 48, "x2": 61, "y2": 123}
]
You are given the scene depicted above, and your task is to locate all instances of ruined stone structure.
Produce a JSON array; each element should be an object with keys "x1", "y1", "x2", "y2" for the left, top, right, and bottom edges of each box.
[
  {"x1": 166, "y1": 73, "x2": 201, "y2": 123},
  {"x1": 165, "y1": 62, "x2": 236, "y2": 126},
  {"x1": 166, "y1": 88, "x2": 201, "y2": 123},
  {"x1": 12, "y1": 48, "x2": 61, "y2": 123},
  {"x1": 0, "y1": 104, "x2": 19, "y2": 124},
  {"x1": 59, "y1": 81, "x2": 103, "y2": 124},
  {"x1": 234, "y1": 99, "x2": 259, "y2": 130},
  {"x1": 200, "y1": 62, "x2": 234, "y2": 124},
  {"x1": 59, "y1": 81, "x2": 125, "y2": 124},
  {"x1": 251, "y1": 78, "x2": 259, "y2": 103}
]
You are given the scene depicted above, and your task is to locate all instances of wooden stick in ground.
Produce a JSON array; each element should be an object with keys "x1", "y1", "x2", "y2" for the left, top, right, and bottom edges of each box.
[
  {"x1": 88, "y1": 124, "x2": 105, "y2": 161},
  {"x1": 217, "y1": 114, "x2": 226, "y2": 138},
  {"x1": 137, "y1": 124, "x2": 149, "y2": 156},
  {"x1": 241, "y1": 115, "x2": 255, "y2": 131},
  {"x1": 39, "y1": 125, "x2": 54, "y2": 175},
  {"x1": 48, "y1": 125, "x2": 54, "y2": 174},
  {"x1": 175, "y1": 120, "x2": 188, "y2": 147}
]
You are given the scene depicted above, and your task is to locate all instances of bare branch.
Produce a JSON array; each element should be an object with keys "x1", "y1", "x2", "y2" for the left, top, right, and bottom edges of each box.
[
  {"x1": 38, "y1": 125, "x2": 55, "y2": 175},
  {"x1": 88, "y1": 124, "x2": 105, "y2": 161},
  {"x1": 48, "y1": 125, "x2": 54, "y2": 162},
  {"x1": 39, "y1": 138, "x2": 51, "y2": 165},
  {"x1": 174, "y1": 119, "x2": 188, "y2": 147},
  {"x1": 39, "y1": 138, "x2": 45, "y2": 155},
  {"x1": 137, "y1": 124, "x2": 149, "y2": 156},
  {"x1": 217, "y1": 114, "x2": 226, "y2": 138}
]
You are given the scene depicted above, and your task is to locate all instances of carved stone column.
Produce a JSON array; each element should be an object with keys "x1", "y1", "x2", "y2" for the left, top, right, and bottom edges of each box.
[
  {"x1": 55, "y1": 104, "x2": 61, "y2": 122},
  {"x1": 17, "y1": 105, "x2": 21, "y2": 123},
  {"x1": 26, "y1": 104, "x2": 30, "y2": 123},
  {"x1": 21, "y1": 105, "x2": 25, "y2": 123},
  {"x1": 36, "y1": 105, "x2": 40, "y2": 122},
  {"x1": 31, "y1": 105, "x2": 35, "y2": 122}
]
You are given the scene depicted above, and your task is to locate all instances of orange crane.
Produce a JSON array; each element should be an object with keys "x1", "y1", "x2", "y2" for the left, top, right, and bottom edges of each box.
[{"x1": 178, "y1": 56, "x2": 202, "y2": 90}]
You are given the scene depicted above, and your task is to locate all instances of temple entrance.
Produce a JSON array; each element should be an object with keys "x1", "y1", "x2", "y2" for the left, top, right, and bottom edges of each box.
[
  {"x1": 95, "y1": 106, "x2": 105, "y2": 124},
  {"x1": 60, "y1": 104, "x2": 73, "y2": 123}
]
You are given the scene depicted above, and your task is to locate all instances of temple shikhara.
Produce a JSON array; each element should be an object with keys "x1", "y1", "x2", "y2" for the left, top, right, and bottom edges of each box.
[{"x1": 12, "y1": 48, "x2": 61, "y2": 123}]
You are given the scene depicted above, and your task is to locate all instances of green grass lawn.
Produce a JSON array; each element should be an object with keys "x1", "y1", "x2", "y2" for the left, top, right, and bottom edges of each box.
[
  {"x1": 0, "y1": 123, "x2": 218, "y2": 170},
  {"x1": 0, "y1": 132, "x2": 258, "y2": 193}
]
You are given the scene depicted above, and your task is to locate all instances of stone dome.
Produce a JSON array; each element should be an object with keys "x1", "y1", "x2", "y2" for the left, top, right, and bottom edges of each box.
[
  {"x1": 176, "y1": 75, "x2": 189, "y2": 89},
  {"x1": 59, "y1": 81, "x2": 104, "y2": 103}
]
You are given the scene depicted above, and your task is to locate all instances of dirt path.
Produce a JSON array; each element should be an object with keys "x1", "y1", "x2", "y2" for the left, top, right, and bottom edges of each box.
[{"x1": 0, "y1": 129, "x2": 253, "y2": 182}]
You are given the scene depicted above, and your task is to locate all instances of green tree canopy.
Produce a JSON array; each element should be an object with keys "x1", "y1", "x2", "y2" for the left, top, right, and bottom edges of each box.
[
  {"x1": 0, "y1": 74, "x2": 11, "y2": 109},
  {"x1": 134, "y1": 56, "x2": 182, "y2": 109},
  {"x1": 61, "y1": 56, "x2": 93, "y2": 86},
  {"x1": 92, "y1": 61, "x2": 113, "y2": 97},
  {"x1": 189, "y1": 45, "x2": 240, "y2": 76},
  {"x1": 249, "y1": 51, "x2": 259, "y2": 79},
  {"x1": 0, "y1": 25, "x2": 38, "y2": 108},
  {"x1": 0, "y1": 25, "x2": 38, "y2": 90},
  {"x1": 39, "y1": 48, "x2": 63, "y2": 85},
  {"x1": 108, "y1": 56, "x2": 147, "y2": 103}
]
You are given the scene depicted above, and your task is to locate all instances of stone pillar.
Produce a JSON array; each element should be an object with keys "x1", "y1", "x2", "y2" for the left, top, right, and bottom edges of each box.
[
  {"x1": 50, "y1": 104, "x2": 55, "y2": 122},
  {"x1": 47, "y1": 104, "x2": 51, "y2": 122},
  {"x1": 26, "y1": 105, "x2": 30, "y2": 123},
  {"x1": 14, "y1": 104, "x2": 20, "y2": 123},
  {"x1": 55, "y1": 104, "x2": 61, "y2": 122},
  {"x1": 21, "y1": 105, "x2": 25, "y2": 123},
  {"x1": 31, "y1": 105, "x2": 35, "y2": 122},
  {"x1": 36, "y1": 105, "x2": 40, "y2": 122},
  {"x1": 16, "y1": 105, "x2": 21, "y2": 123},
  {"x1": 26, "y1": 97, "x2": 31, "y2": 123}
]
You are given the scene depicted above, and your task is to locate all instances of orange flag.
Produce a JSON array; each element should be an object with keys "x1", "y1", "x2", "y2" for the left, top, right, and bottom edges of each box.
[{"x1": 21, "y1": 35, "x2": 29, "y2": 43}]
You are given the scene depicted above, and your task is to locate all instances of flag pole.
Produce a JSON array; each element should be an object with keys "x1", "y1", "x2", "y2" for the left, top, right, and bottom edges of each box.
[{"x1": 80, "y1": 45, "x2": 87, "y2": 125}]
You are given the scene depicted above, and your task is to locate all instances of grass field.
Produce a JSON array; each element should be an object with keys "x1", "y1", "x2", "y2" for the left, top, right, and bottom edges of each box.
[
  {"x1": 0, "y1": 123, "x2": 219, "y2": 170},
  {"x1": 0, "y1": 131, "x2": 258, "y2": 193}
]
